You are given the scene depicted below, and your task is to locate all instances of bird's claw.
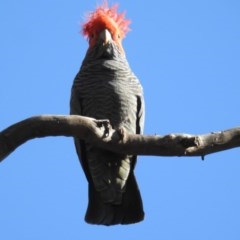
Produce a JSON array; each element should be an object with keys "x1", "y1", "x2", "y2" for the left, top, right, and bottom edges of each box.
[
  {"x1": 116, "y1": 127, "x2": 125, "y2": 141},
  {"x1": 95, "y1": 119, "x2": 111, "y2": 138}
]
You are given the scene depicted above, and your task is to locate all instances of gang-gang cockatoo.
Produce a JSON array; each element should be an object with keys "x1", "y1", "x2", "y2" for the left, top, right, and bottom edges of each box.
[{"x1": 70, "y1": 2, "x2": 145, "y2": 226}]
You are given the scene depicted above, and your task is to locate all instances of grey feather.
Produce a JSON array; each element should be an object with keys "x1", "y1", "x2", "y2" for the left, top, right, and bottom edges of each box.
[{"x1": 70, "y1": 40, "x2": 145, "y2": 225}]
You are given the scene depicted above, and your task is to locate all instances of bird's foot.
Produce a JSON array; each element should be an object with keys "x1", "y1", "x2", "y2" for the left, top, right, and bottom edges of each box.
[
  {"x1": 95, "y1": 119, "x2": 111, "y2": 138},
  {"x1": 116, "y1": 127, "x2": 125, "y2": 141}
]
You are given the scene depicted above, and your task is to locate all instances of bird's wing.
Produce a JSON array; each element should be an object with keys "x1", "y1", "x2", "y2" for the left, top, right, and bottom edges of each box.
[
  {"x1": 137, "y1": 92, "x2": 145, "y2": 135},
  {"x1": 131, "y1": 81, "x2": 145, "y2": 169},
  {"x1": 70, "y1": 87, "x2": 91, "y2": 182}
]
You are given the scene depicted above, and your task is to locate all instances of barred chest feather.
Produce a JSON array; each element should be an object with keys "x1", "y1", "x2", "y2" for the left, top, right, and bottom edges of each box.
[{"x1": 73, "y1": 57, "x2": 142, "y2": 132}]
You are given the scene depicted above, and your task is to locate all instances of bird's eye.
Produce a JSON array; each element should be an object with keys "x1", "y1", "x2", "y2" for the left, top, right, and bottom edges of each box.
[
  {"x1": 91, "y1": 33, "x2": 95, "y2": 39},
  {"x1": 118, "y1": 34, "x2": 121, "y2": 39}
]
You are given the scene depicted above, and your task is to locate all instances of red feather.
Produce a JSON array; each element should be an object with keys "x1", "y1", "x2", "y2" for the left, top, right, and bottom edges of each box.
[{"x1": 82, "y1": 2, "x2": 131, "y2": 40}]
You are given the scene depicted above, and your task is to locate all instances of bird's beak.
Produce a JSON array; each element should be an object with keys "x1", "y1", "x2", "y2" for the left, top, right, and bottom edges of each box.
[{"x1": 99, "y1": 29, "x2": 112, "y2": 45}]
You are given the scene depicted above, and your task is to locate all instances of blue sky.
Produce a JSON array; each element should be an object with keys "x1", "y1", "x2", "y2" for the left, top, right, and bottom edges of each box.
[{"x1": 0, "y1": 0, "x2": 240, "y2": 239}]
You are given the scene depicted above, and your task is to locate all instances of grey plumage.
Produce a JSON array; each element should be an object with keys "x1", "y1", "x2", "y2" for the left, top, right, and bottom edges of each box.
[{"x1": 70, "y1": 38, "x2": 145, "y2": 225}]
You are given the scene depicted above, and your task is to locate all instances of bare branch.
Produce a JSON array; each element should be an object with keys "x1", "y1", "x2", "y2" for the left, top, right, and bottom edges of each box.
[{"x1": 0, "y1": 115, "x2": 240, "y2": 162}]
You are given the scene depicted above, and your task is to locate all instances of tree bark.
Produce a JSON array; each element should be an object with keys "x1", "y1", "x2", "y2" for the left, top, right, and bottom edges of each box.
[{"x1": 0, "y1": 115, "x2": 240, "y2": 162}]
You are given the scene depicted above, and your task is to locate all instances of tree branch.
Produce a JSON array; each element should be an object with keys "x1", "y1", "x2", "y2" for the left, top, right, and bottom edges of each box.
[{"x1": 0, "y1": 115, "x2": 240, "y2": 162}]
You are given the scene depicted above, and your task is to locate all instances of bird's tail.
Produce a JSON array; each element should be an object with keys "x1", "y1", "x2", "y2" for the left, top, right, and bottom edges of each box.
[{"x1": 85, "y1": 172, "x2": 144, "y2": 226}]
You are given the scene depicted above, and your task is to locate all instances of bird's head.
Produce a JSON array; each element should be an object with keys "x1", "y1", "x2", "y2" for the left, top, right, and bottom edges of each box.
[{"x1": 82, "y1": 2, "x2": 130, "y2": 55}]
